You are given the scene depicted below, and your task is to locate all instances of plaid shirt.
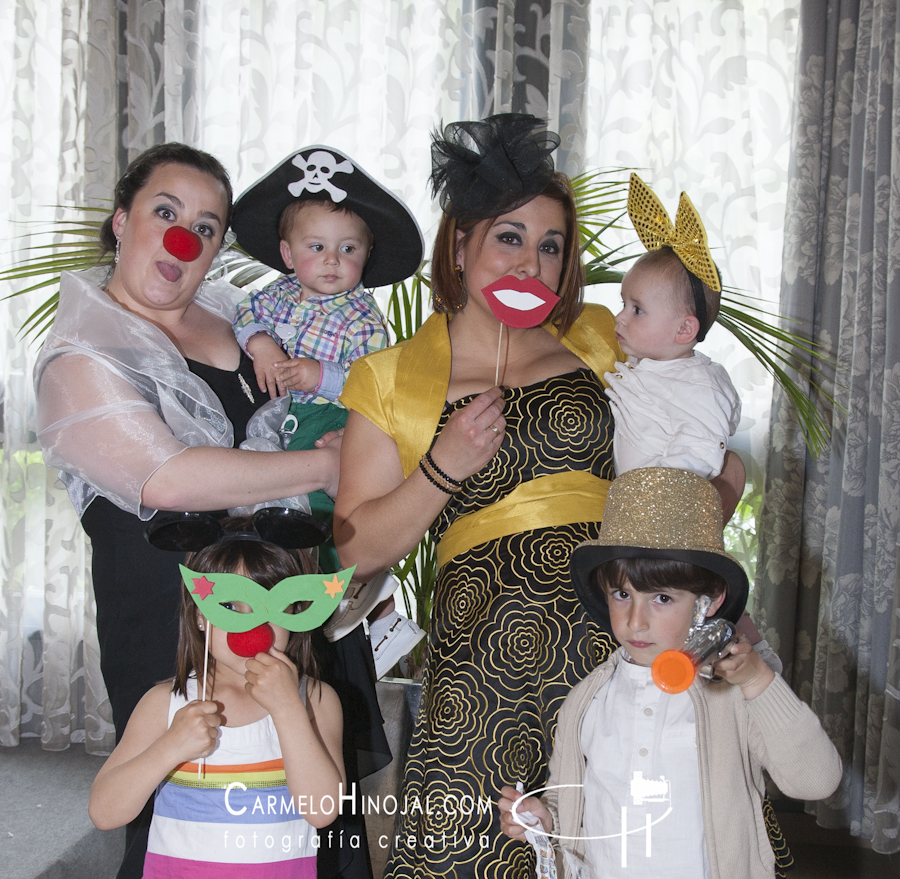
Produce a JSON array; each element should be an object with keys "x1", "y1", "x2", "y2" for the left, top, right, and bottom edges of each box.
[{"x1": 233, "y1": 275, "x2": 389, "y2": 404}]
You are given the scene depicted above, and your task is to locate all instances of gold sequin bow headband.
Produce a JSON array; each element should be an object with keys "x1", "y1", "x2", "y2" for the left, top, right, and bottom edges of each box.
[{"x1": 627, "y1": 173, "x2": 721, "y2": 341}]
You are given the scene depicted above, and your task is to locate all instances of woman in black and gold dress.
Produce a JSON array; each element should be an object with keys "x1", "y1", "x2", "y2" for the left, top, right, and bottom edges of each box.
[{"x1": 335, "y1": 115, "x2": 743, "y2": 877}]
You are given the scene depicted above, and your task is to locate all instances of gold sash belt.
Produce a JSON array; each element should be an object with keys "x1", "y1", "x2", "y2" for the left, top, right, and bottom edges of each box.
[{"x1": 436, "y1": 471, "x2": 610, "y2": 568}]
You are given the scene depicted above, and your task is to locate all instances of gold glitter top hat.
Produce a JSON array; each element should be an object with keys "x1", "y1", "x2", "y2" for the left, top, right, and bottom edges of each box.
[{"x1": 570, "y1": 468, "x2": 748, "y2": 629}]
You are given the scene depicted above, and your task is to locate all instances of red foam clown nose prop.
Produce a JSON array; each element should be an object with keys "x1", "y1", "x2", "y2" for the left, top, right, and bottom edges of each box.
[
  {"x1": 163, "y1": 226, "x2": 203, "y2": 262},
  {"x1": 227, "y1": 624, "x2": 275, "y2": 657}
]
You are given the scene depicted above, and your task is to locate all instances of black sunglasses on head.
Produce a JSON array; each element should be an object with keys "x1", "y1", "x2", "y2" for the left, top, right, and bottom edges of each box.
[{"x1": 144, "y1": 507, "x2": 330, "y2": 552}]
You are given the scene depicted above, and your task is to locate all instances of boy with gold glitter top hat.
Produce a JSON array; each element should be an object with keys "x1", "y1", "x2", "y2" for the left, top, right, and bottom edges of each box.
[
  {"x1": 605, "y1": 175, "x2": 741, "y2": 480},
  {"x1": 499, "y1": 468, "x2": 841, "y2": 879}
]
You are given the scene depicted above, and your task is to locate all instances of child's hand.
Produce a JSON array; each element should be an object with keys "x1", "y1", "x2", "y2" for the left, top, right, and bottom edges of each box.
[
  {"x1": 247, "y1": 333, "x2": 289, "y2": 400},
  {"x1": 163, "y1": 699, "x2": 222, "y2": 763},
  {"x1": 244, "y1": 647, "x2": 302, "y2": 718},
  {"x1": 713, "y1": 636, "x2": 775, "y2": 700},
  {"x1": 497, "y1": 785, "x2": 552, "y2": 839},
  {"x1": 273, "y1": 357, "x2": 320, "y2": 394}
]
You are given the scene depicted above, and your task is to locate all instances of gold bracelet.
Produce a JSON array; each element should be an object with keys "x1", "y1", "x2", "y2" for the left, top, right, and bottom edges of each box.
[{"x1": 425, "y1": 451, "x2": 464, "y2": 488}]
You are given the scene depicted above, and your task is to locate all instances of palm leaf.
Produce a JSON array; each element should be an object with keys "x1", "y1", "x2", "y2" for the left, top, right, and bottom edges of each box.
[
  {"x1": 570, "y1": 169, "x2": 630, "y2": 262},
  {"x1": 717, "y1": 293, "x2": 840, "y2": 456},
  {"x1": 386, "y1": 269, "x2": 431, "y2": 344},
  {"x1": 1, "y1": 208, "x2": 109, "y2": 338}
]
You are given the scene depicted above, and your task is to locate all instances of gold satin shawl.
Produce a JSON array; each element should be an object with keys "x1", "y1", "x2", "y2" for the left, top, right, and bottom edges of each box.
[{"x1": 340, "y1": 305, "x2": 620, "y2": 566}]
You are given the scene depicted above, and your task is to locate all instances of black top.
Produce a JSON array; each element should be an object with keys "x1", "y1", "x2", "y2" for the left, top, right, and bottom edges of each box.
[
  {"x1": 186, "y1": 349, "x2": 260, "y2": 447},
  {"x1": 431, "y1": 368, "x2": 614, "y2": 542}
]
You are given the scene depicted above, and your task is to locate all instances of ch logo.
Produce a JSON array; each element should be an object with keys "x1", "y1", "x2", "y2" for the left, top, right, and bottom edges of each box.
[
  {"x1": 512, "y1": 774, "x2": 673, "y2": 868},
  {"x1": 288, "y1": 150, "x2": 354, "y2": 202},
  {"x1": 631, "y1": 771, "x2": 670, "y2": 805}
]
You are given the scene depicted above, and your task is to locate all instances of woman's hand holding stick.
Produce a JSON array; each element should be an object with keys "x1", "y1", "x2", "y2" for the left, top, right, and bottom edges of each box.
[{"x1": 429, "y1": 386, "x2": 506, "y2": 481}]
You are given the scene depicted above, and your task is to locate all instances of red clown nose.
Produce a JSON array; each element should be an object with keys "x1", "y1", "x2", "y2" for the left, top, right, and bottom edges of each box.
[
  {"x1": 227, "y1": 624, "x2": 275, "y2": 657},
  {"x1": 163, "y1": 226, "x2": 203, "y2": 262}
]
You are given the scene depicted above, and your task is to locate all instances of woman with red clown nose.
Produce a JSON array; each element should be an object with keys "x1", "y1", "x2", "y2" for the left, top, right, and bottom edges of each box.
[
  {"x1": 335, "y1": 114, "x2": 746, "y2": 878},
  {"x1": 33, "y1": 144, "x2": 344, "y2": 879}
]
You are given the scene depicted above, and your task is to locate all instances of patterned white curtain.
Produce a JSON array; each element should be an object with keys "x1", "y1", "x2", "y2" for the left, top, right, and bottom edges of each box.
[
  {"x1": 0, "y1": 0, "x2": 108, "y2": 753},
  {"x1": 581, "y1": 2, "x2": 800, "y2": 584},
  {"x1": 755, "y1": 0, "x2": 900, "y2": 852},
  {"x1": 1, "y1": 0, "x2": 799, "y2": 755}
]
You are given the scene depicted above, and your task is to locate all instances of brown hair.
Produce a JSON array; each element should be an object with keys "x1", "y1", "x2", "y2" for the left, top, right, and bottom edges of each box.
[
  {"x1": 593, "y1": 556, "x2": 727, "y2": 601},
  {"x1": 173, "y1": 518, "x2": 319, "y2": 699},
  {"x1": 431, "y1": 171, "x2": 584, "y2": 337},
  {"x1": 631, "y1": 248, "x2": 721, "y2": 339},
  {"x1": 278, "y1": 195, "x2": 374, "y2": 248},
  {"x1": 98, "y1": 143, "x2": 233, "y2": 260}
]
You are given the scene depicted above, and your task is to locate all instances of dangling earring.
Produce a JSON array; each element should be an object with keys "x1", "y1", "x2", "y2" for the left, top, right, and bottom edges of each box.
[
  {"x1": 435, "y1": 264, "x2": 468, "y2": 313},
  {"x1": 455, "y1": 264, "x2": 468, "y2": 310},
  {"x1": 114, "y1": 236, "x2": 121, "y2": 266}
]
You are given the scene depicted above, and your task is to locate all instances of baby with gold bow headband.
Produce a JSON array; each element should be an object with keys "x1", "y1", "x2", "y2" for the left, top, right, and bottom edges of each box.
[{"x1": 604, "y1": 174, "x2": 741, "y2": 480}]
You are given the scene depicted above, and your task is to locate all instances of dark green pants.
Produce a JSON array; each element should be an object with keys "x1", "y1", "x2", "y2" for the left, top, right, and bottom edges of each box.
[{"x1": 283, "y1": 400, "x2": 349, "y2": 571}]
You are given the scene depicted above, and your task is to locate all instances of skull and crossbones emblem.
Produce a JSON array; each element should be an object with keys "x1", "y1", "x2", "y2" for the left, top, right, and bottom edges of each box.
[{"x1": 288, "y1": 150, "x2": 354, "y2": 202}]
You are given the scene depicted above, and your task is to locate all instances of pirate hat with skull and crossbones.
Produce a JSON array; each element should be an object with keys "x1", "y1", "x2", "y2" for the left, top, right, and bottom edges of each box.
[{"x1": 232, "y1": 146, "x2": 423, "y2": 288}]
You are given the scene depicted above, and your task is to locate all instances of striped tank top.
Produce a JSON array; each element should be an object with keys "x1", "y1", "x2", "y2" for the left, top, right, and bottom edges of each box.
[{"x1": 143, "y1": 677, "x2": 317, "y2": 878}]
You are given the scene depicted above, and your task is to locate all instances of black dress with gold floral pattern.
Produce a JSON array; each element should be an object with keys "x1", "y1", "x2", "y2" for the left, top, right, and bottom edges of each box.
[{"x1": 384, "y1": 368, "x2": 616, "y2": 878}]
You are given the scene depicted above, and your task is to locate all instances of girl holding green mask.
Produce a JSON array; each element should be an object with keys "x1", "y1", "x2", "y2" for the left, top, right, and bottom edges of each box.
[{"x1": 88, "y1": 515, "x2": 349, "y2": 878}]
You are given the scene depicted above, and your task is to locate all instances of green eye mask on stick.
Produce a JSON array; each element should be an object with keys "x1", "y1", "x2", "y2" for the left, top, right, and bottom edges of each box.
[{"x1": 180, "y1": 564, "x2": 353, "y2": 633}]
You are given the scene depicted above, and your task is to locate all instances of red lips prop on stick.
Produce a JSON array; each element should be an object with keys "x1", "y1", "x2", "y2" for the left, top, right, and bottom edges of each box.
[
  {"x1": 163, "y1": 226, "x2": 203, "y2": 262},
  {"x1": 227, "y1": 624, "x2": 275, "y2": 657},
  {"x1": 481, "y1": 275, "x2": 560, "y2": 329}
]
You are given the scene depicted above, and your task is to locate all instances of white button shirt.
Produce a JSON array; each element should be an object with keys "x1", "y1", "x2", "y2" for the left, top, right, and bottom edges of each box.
[
  {"x1": 604, "y1": 352, "x2": 741, "y2": 480},
  {"x1": 580, "y1": 658, "x2": 710, "y2": 878}
]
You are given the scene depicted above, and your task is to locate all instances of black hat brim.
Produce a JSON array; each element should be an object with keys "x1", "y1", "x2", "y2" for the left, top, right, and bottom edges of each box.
[
  {"x1": 570, "y1": 544, "x2": 749, "y2": 632},
  {"x1": 232, "y1": 146, "x2": 423, "y2": 288}
]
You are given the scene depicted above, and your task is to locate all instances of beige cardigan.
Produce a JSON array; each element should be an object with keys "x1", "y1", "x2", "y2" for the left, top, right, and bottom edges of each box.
[{"x1": 543, "y1": 649, "x2": 842, "y2": 878}]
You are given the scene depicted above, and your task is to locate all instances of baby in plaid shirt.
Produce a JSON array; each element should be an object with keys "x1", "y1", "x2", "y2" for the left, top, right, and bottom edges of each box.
[
  {"x1": 230, "y1": 148, "x2": 425, "y2": 673},
  {"x1": 233, "y1": 207, "x2": 388, "y2": 411},
  {"x1": 232, "y1": 146, "x2": 422, "y2": 459}
]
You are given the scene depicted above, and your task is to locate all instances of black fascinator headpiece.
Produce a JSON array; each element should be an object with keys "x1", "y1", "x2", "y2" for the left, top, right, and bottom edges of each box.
[{"x1": 430, "y1": 113, "x2": 560, "y2": 222}]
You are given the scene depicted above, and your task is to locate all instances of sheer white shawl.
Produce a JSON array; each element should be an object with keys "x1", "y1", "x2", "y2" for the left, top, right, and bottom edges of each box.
[{"x1": 34, "y1": 268, "x2": 243, "y2": 520}]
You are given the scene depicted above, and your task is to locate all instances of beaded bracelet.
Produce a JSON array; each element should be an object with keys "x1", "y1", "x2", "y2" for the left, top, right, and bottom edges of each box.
[
  {"x1": 424, "y1": 451, "x2": 464, "y2": 488},
  {"x1": 419, "y1": 456, "x2": 462, "y2": 495}
]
